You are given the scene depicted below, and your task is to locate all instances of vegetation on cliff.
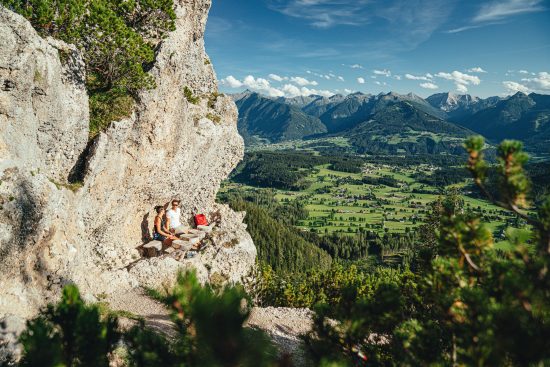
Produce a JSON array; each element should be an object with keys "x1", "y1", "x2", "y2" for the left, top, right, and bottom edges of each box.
[
  {"x1": 1, "y1": 0, "x2": 176, "y2": 137},
  {"x1": 17, "y1": 272, "x2": 284, "y2": 367}
]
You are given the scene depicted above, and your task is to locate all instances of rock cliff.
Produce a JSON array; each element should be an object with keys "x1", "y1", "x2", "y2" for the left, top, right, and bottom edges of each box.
[{"x1": 0, "y1": 0, "x2": 255, "y2": 326}]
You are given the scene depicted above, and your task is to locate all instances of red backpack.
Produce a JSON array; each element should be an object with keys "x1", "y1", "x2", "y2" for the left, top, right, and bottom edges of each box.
[{"x1": 194, "y1": 214, "x2": 208, "y2": 226}]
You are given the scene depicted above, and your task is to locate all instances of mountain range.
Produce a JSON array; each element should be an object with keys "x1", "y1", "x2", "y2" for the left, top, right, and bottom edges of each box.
[{"x1": 232, "y1": 90, "x2": 550, "y2": 155}]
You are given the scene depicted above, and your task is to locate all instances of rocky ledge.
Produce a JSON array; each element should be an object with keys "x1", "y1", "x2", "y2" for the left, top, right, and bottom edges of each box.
[{"x1": 0, "y1": 0, "x2": 255, "y2": 331}]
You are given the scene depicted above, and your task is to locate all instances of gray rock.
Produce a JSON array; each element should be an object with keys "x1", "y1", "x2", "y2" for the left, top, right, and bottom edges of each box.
[
  {"x1": 0, "y1": 0, "x2": 256, "y2": 349},
  {"x1": 0, "y1": 315, "x2": 25, "y2": 364}
]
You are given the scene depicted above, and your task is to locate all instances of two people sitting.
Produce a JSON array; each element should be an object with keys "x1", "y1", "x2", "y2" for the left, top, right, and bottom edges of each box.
[{"x1": 153, "y1": 200, "x2": 199, "y2": 250}]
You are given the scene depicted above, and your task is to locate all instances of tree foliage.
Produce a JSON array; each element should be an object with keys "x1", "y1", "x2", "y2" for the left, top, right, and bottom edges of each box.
[
  {"x1": 306, "y1": 137, "x2": 550, "y2": 366},
  {"x1": 19, "y1": 285, "x2": 119, "y2": 367},
  {"x1": 17, "y1": 272, "x2": 284, "y2": 367},
  {"x1": 1, "y1": 0, "x2": 176, "y2": 137}
]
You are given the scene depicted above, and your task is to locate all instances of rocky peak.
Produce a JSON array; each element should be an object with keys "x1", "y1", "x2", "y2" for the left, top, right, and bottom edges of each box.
[{"x1": 0, "y1": 0, "x2": 255, "y2": 328}]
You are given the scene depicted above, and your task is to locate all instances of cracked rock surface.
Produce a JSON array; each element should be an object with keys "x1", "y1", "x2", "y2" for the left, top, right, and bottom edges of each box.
[{"x1": 0, "y1": 1, "x2": 255, "y2": 354}]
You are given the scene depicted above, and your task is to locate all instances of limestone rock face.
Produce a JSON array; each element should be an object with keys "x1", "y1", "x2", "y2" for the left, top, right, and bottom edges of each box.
[
  {"x1": 0, "y1": 10, "x2": 88, "y2": 181},
  {"x1": 0, "y1": 0, "x2": 255, "y2": 329}
]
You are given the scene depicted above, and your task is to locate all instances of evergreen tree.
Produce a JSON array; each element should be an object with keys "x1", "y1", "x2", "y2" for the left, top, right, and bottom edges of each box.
[{"x1": 306, "y1": 137, "x2": 550, "y2": 366}]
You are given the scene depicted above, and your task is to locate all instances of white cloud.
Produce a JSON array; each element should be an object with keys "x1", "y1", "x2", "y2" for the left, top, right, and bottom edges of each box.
[
  {"x1": 221, "y1": 75, "x2": 244, "y2": 88},
  {"x1": 338, "y1": 76, "x2": 345, "y2": 82},
  {"x1": 241, "y1": 75, "x2": 285, "y2": 97},
  {"x1": 503, "y1": 81, "x2": 530, "y2": 94},
  {"x1": 467, "y1": 67, "x2": 487, "y2": 73},
  {"x1": 519, "y1": 70, "x2": 530, "y2": 74},
  {"x1": 357, "y1": 77, "x2": 366, "y2": 84},
  {"x1": 268, "y1": 0, "x2": 373, "y2": 28},
  {"x1": 449, "y1": 0, "x2": 545, "y2": 33},
  {"x1": 456, "y1": 84, "x2": 468, "y2": 93},
  {"x1": 290, "y1": 76, "x2": 318, "y2": 86},
  {"x1": 420, "y1": 82, "x2": 439, "y2": 90},
  {"x1": 306, "y1": 70, "x2": 312, "y2": 74},
  {"x1": 222, "y1": 74, "x2": 335, "y2": 98},
  {"x1": 301, "y1": 87, "x2": 334, "y2": 97},
  {"x1": 243, "y1": 75, "x2": 270, "y2": 89},
  {"x1": 435, "y1": 70, "x2": 481, "y2": 93},
  {"x1": 351, "y1": 64, "x2": 364, "y2": 69},
  {"x1": 473, "y1": 0, "x2": 546, "y2": 22},
  {"x1": 282, "y1": 84, "x2": 334, "y2": 97},
  {"x1": 373, "y1": 69, "x2": 391, "y2": 77},
  {"x1": 281, "y1": 84, "x2": 301, "y2": 97},
  {"x1": 269, "y1": 74, "x2": 285, "y2": 82},
  {"x1": 436, "y1": 71, "x2": 481, "y2": 85},
  {"x1": 344, "y1": 88, "x2": 353, "y2": 94},
  {"x1": 521, "y1": 71, "x2": 550, "y2": 91},
  {"x1": 405, "y1": 73, "x2": 432, "y2": 81},
  {"x1": 394, "y1": 75, "x2": 402, "y2": 80}
]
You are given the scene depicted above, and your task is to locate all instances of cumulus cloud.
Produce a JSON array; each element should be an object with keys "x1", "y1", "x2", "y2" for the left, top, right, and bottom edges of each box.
[
  {"x1": 420, "y1": 82, "x2": 439, "y2": 90},
  {"x1": 281, "y1": 84, "x2": 301, "y2": 96},
  {"x1": 351, "y1": 64, "x2": 364, "y2": 69},
  {"x1": 467, "y1": 67, "x2": 487, "y2": 73},
  {"x1": 269, "y1": 74, "x2": 286, "y2": 82},
  {"x1": 435, "y1": 70, "x2": 481, "y2": 93},
  {"x1": 338, "y1": 76, "x2": 345, "y2": 82},
  {"x1": 456, "y1": 84, "x2": 468, "y2": 93},
  {"x1": 503, "y1": 81, "x2": 530, "y2": 94},
  {"x1": 394, "y1": 75, "x2": 402, "y2": 80},
  {"x1": 519, "y1": 70, "x2": 530, "y2": 74},
  {"x1": 302, "y1": 87, "x2": 334, "y2": 97},
  {"x1": 221, "y1": 74, "x2": 336, "y2": 98},
  {"x1": 221, "y1": 75, "x2": 243, "y2": 88},
  {"x1": 357, "y1": 77, "x2": 366, "y2": 84},
  {"x1": 221, "y1": 75, "x2": 284, "y2": 97},
  {"x1": 373, "y1": 69, "x2": 391, "y2": 77},
  {"x1": 436, "y1": 71, "x2": 481, "y2": 85},
  {"x1": 282, "y1": 84, "x2": 334, "y2": 97},
  {"x1": 521, "y1": 71, "x2": 550, "y2": 92},
  {"x1": 405, "y1": 73, "x2": 432, "y2": 81},
  {"x1": 344, "y1": 88, "x2": 353, "y2": 94},
  {"x1": 290, "y1": 76, "x2": 318, "y2": 86},
  {"x1": 245, "y1": 75, "x2": 285, "y2": 97}
]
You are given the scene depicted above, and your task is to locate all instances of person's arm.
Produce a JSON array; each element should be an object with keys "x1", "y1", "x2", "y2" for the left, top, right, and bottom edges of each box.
[
  {"x1": 165, "y1": 215, "x2": 171, "y2": 232},
  {"x1": 155, "y1": 217, "x2": 171, "y2": 237}
]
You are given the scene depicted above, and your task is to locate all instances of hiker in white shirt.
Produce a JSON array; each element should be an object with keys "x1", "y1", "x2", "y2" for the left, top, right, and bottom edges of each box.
[{"x1": 166, "y1": 199, "x2": 189, "y2": 235}]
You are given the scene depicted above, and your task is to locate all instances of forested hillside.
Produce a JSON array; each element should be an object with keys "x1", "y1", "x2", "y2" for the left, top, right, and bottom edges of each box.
[{"x1": 233, "y1": 90, "x2": 550, "y2": 155}]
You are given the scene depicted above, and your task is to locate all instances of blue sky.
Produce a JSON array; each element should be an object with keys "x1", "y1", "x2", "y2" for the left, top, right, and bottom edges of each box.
[{"x1": 205, "y1": 0, "x2": 550, "y2": 98}]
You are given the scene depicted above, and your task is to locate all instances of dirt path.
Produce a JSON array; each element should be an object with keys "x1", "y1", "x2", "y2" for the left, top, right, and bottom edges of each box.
[{"x1": 106, "y1": 292, "x2": 314, "y2": 366}]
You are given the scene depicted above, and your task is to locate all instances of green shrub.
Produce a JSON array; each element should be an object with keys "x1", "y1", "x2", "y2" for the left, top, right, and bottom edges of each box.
[
  {"x1": 18, "y1": 272, "x2": 286, "y2": 367},
  {"x1": 206, "y1": 112, "x2": 221, "y2": 124},
  {"x1": 1, "y1": 0, "x2": 177, "y2": 137},
  {"x1": 184, "y1": 86, "x2": 200, "y2": 105},
  {"x1": 306, "y1": 137, "x2": 550, "y2": 366},
  {"x1": 89, "y1": 89, "x2": 135, "y2": 138},
  {"x1": 19, "y1": 285, "x2": 119, "y2": 367}
]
